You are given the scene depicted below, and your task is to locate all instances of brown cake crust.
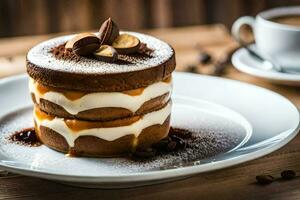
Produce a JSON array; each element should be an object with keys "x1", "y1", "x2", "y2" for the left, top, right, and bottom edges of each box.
[
  {"x1": 27, "y1": 56, "x2": 175, "y2": 92},
  {"x1": 36, "y1": 116, "x2": 170, "y2": 157},
  {"x1": 26, "y1": 32, "x2": 176, "y2": 92},
  {"x1": 32, "y1": 93, "x2": 169, "y2": 121}
]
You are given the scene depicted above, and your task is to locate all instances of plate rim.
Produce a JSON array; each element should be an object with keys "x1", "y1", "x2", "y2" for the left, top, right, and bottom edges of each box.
[{"x1": 0, "y1": 73, "x2": 299, "y2": 184}]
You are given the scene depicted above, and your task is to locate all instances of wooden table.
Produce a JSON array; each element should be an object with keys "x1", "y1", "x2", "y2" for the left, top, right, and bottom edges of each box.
[{"x1": 1, "y1": 25, "x2": 300, "y2": 200}]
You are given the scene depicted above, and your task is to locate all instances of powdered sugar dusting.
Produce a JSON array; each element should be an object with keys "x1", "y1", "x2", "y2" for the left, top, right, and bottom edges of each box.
[
  {"x1": 27, "y1": 32, "x2": 174, "y2": 74},
  {"x1": 0, "y1": 105, "x2": 248, "y2": 176}
]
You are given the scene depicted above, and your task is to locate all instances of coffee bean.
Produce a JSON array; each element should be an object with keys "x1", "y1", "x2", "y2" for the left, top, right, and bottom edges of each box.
[
  {"x1": 256, "y1": 175, "x2": 274, "y2": 184},
  {"x1": 99, "y1": 17, "x2": 119, "y2": 45},
  {"x1": 133, "y1": 148, "x2": 156, "y2": 158},
  {"x1": 112, "y1": 34, "x2": 141, "y2": 54},
  {"x1": 281, "y1": 170, "x2": 296, "y2": 180},
  {"x1": 198, "y1": 52, "x2": 211, "y2": 64},
  {"x1": 186, "y1": 65, "x2": 198, "y2": 73},
  {"x1": 94, "y1": 45, "x2": 118, "y2": 63},
  {"x1": 167, "y1": 141, "x2": 177, "y2": 151},
  {"x1": 73, "y1": 34, "x2": 100, "y2": 56}
]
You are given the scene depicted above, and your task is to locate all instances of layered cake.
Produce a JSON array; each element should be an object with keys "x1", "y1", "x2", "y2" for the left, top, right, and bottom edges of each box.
[{"x1": 26, "y1": 18, "x2": 176, "y2": 157}]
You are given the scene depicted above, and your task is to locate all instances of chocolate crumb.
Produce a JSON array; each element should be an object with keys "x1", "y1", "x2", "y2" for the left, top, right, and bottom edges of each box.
[
  {"x1": 152, "y1": 138, "x2": 169, "y2": 150},
  {"x1": 167, "y1": 141, "x2": 177, "y2": 151},
  {"x1": 169, "y1": 127, "x2": 193, "y2": 139},
  {"x1": 138, "y1": 42, "x2": 154, "y2": 56},
  {"x1": 9, "y1": 127, "x2": 41, "y2": 147},
  {"x1": 170, "y1": 135, "x2": 186, "y2": 149},
  {"x1": 51, "y1": 44, "x2": 80, "y2": 62},
  {"x1": 133, "y1": 147, "x2": 157, "y2": 159}
]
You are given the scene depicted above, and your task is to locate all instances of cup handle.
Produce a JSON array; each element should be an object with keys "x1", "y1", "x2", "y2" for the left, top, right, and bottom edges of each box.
[{"x1": 231, "y1": 16, "x2": 255, "y2": 45}]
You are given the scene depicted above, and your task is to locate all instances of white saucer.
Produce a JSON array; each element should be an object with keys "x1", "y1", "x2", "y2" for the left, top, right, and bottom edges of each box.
[
  {"x1": 232, "y1": 45, "x2": 300, "y2": 86},
  {"x1": 0, "y1": 72, "x2": 299, "y2": 188}
]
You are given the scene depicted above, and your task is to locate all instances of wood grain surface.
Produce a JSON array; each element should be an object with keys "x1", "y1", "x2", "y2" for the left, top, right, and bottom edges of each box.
[{"x1": 1, "y1": 25, "x2": 300, "y2": 200}]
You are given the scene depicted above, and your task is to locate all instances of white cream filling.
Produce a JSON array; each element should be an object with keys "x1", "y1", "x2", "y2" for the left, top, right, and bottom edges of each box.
[
  {"x1": 34, "y1": 102, "x2": 171, "y2": 147},
  {"x1": 29, "y1": 78, "x2": 172, "y2": 115}
]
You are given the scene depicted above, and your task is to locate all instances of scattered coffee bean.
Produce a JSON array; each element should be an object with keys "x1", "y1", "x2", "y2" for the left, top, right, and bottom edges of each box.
[
  {"x1": 112, "y1": 34, "x2": 141, "y2": 54},
  {"x1": 129, "y1": 127, "x2": 195, "y2": 161},
  {"x1": 186, "y1": 65, "x2": 198, "y2": 73},
  {"x1": 167, "y1": 141, "x2": 177, "y2": 151},
  {"x1": 281, "y1": 170, "x2": 296, "y2": 180},
  {"x1": 99, "y1": 17, "x2": 120, "y2": 45},
  {"x1": 256, "y1": 175, "x2": 274, "y2": 185},
  {"x1": 198, "y1": 51, "x2": 211, "y2": 64},
  {"x1": 133, "y1": 147, "x2": 157, "y2": 159}
]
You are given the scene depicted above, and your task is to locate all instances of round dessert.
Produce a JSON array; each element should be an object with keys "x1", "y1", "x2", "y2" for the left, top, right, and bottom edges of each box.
[
  {"x1": 29, "y1": 76, "x2": 172, "y2": 121},
  {"x1": 27, "y1": 32, "x2": 175, "y2": 92},
  {"x1": 27, "y1": 19, "x2": 176, "y2": 157}
]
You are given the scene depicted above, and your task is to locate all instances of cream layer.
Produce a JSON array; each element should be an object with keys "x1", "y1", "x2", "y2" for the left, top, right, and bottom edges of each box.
[
  {"x1": 34, "y1": 102, "x2": 171, "y2": 147},
  {"x1": 29, "y1": 78, "x2": 172, "y2": 115}
]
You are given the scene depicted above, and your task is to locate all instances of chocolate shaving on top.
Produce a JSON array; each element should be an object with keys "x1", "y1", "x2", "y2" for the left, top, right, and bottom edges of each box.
[
  {"x1": 138, "y1": 42, "x2": 154, "y2": 56},
  {"x1": 51, "y1": 43, "x2": 80, "y2": 62}
]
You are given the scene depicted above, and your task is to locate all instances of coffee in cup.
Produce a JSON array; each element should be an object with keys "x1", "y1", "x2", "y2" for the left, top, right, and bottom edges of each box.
[{"x1": 232, "y1": 6, "x2": 300, "y2": 70}]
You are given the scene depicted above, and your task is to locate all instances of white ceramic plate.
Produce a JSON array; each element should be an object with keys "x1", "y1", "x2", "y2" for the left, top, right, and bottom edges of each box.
[
  {"x1": 0, "y1": 72, "x2": 299, "y2": 188},
  {"x1": 232, "y1": 45, "x2": 300, "y2": 86}
]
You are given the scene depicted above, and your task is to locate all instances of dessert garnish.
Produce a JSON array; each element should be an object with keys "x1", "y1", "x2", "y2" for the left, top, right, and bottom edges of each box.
[
  {"x1": 138, "y1": 42, "x2": 154, "y2": 56},
  {"x1": 51, "y1": 44, "x2": 80, "y2": 62},
  {"x1": 94, "y1": 45, "x2": 118, "y2": 62},
  {"x1": 132, "y1": 127, "x2": 191, "y2": 160},
  {"x1": 99, "y1": 17, "x2": 120, "y2": 45},
  {"x1": 9, "y1": 127, "x2": 41, "y2": 147},
  {"x1": 65, "y1": 33, "x2": 100, "y2": 56},
  {"x1": 54, "y1": 17, "x2": 153, "y2": 62},
  {"x1": 112, "y1": 33, "x2": 141, "y2": 54}
]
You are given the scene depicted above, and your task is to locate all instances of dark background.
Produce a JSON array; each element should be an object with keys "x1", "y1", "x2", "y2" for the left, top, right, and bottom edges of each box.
[{"x1": 1, "y1": 0, "x2": 300, "y2": 38}]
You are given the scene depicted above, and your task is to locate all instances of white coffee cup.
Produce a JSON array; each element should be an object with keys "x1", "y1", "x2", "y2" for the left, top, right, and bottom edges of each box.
[{"x1": 232, "y1": 6, "x2": 300, "y2": 70}]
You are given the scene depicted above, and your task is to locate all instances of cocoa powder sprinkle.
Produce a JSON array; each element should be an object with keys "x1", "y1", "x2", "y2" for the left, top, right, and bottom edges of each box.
[{"x1": 51, "y1": 43, "x2": 80, "y2": 62}]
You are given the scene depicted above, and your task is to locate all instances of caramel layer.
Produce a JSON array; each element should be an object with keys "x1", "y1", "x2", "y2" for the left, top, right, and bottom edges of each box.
[
  {"x1": 163, "y1": 76, "x2": 172, "y2": 83},
  {"x1": 34, "y1": 76, "x2": 172, "y2": 100},
  {"x1": 34, "y1": 106, "x2": 141, "y2": 132}
]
